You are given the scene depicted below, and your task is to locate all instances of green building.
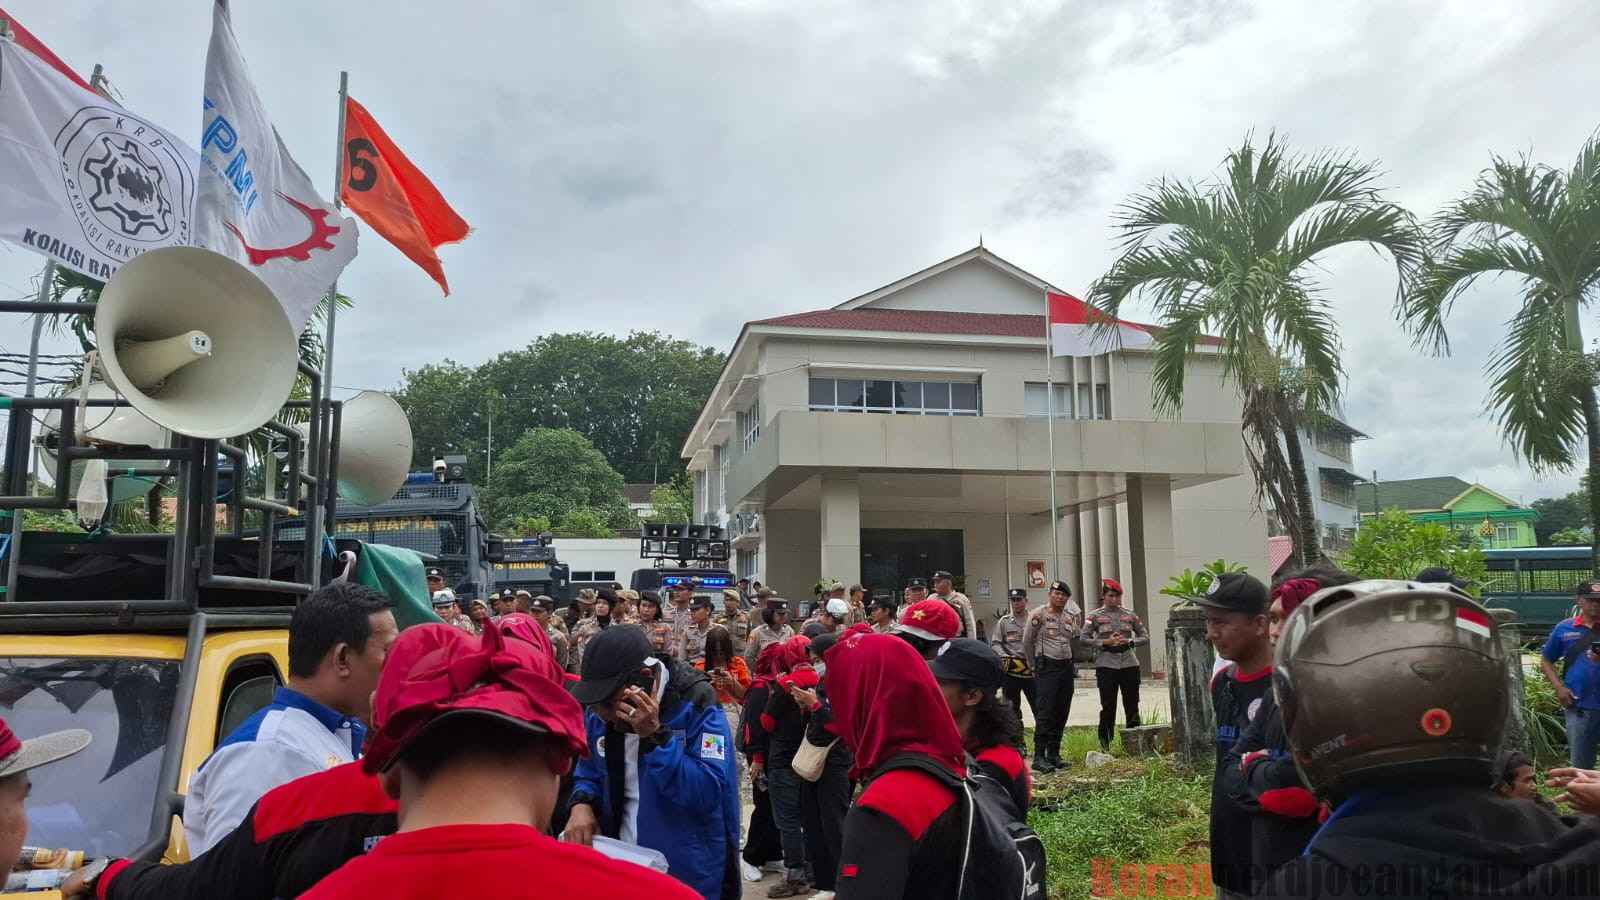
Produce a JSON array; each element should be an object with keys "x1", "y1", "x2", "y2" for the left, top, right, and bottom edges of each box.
[{"x1": 1356, "y1": 476, "x2": 1539, "y2": 549}]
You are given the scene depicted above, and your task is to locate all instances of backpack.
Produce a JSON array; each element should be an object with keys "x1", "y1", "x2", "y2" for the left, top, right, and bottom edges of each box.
[{"x1": 876, "y1": 753, "x2": 1046, "y2": 900}]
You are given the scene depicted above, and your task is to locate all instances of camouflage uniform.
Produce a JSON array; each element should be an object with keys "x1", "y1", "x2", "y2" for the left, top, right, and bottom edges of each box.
[
  {"x1": 714, "y1": 609, "x2": 752, "y2": 657},
  {"x1": 639, "y1": 618, "x2": 675, "y2": 655}
]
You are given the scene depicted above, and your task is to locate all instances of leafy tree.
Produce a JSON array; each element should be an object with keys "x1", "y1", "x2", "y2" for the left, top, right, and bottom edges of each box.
[
  {"x1": 1088, "y1": 134, "x2": 1421, "y2": 568},
  {"x1": 554, "y1": 508, "x2": 620, "y2": 538},
  {"x1": 649, "y1": 471, "x2": 695, "y2": 524},
  {"x1": 1344, "y1": 509, "x2": 1488, "y2": 588},
  {"x1": 1551, "y1": 528, "x2": 1592, "y2": 547},
  {"x1": 393, "y1": 332, "x2": 724, "y2": 483},
  {"x1": 1159, "y1": 559, "x2": 1250, "y2": 603},
  {"x1": 1404, "y1": 133, "x2": 1600, "y2": 574},
  {"x1": 1531, "y1": 491, "x2": 1588, "y2": 544},
  {"x1": 479, "y1": 428, "x2": 631, "y2": 532},
  {"x1": 393, "y1": 362, "x2": 486, "y2": 472}
]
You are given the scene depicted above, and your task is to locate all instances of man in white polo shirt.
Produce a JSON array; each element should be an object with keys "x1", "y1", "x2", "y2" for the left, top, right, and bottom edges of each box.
[{"x1": 183, "y1": 582, "x2": 398, "y2": 854}]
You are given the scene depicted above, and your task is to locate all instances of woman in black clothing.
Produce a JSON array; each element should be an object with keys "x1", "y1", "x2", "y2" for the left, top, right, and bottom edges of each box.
[
  {"x1": 757, "y1": 636, "x2": 814, "y2": 897},
  {"x1": 739, "y1": 642, "x2": 785, "y2": 881},
  {"x1": 795, "y1": 633, "x2": 853, "y2": 893}
]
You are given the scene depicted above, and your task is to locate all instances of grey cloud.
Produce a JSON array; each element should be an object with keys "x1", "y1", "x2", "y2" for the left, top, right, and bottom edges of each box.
[{"x1": 0, "y1": 0, "x2": 1597, "y2": 504}]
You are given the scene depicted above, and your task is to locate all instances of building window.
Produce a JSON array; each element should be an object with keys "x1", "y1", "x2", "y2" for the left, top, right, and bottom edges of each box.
[
  {"x1": 1314, "y1": 430, "x2": 1353, "y2": 462},
  {"x1": 1024, "y1": 383, "x2": 1110, "y2": 419},
  {"x1": 738, "y1": 400, "x2": 760, "y2": 451},
  {"x1": 808, "y1": 377, "x2": 980, "y2": 415},
  {"x1": 1320, "y1": 480, "x2": 1357, "y2": 507},
  {"x1": 736, "y1": 549, "x2": 758, "y2": 580},
  {"x1": 1494, "y1": 522, "x2": 1518, "y2": 544}
]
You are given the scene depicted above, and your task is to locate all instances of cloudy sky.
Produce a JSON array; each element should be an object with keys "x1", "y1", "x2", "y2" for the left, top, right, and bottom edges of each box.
[{"x1": 3, "y1": 0, "x2": 1598, "y2": 504}]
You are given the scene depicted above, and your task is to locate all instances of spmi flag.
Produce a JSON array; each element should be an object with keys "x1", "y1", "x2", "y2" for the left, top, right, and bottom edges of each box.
[
  {"x1": 0, "y1": 36, "x2": 199, "y2": 280},
  {"x1": 195, "y1": 1, "x2": 356, "y2": 333}
]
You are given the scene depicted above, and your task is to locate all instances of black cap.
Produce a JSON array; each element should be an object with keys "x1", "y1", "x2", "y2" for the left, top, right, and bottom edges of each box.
[
  {"x1": 499, "y1": 588, "x2": 515, "y2": 600},
  {"x1": 669, "y1": 579, "x2": 697, "y2": 592},
  {"x1": 639, "y1": 589, "x2": 662, "y2": 606},
  {"x1": 801, "y1": 622, "x2": 828, "y2": 639},
  {"x1": 571, "y1": 627, "x2": 655, "y2": 706},
  {"x1": 928, "y1": 638, "x2": 1003, "y2": 693},
  {"x1": 906, "y1": 577, "x2": 928, "y2": 589},
  {"x1": 1576, "y1": 580, "x2": 1600, "y2": 599},
  {"x1": 1048, "y1": 580, "x2": 1071, "y2": 596},
  {"x1": 426, "y1": 567, "x2": 444, "y2": 580},
  {"x1": 530, "y1": 595, "x2": 554, "y2": 612},
  {"x1": 1008, "y1": 588, "x2": 1028, "y2": 600},
  {"x1": 689, "y1": 595, "x2": 714, "y2": 610},
  {"x1": 766, "y1": 597, "x2": 789, "y2": 612},
  {"x1": 869, "y1": 594, "x2": 897, "y2": 612},
  {"x1": 932, "y1": 570, "x2": 954, "y2": 581},
  {"x1": 1196, "y1": 571, "x2": 1269, "y2": 614}
]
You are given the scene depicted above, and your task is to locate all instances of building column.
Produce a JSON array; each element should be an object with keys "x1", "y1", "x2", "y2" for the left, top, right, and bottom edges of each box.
[
  {"x1": 1127, "y1": 475, "x2": 1176, "y2": 672},
  {"x1": 1098, "y1": 504, "x2": 1121, "y2": 584},
  {"x1": 819, "y1": 471, "x2": 862, "y2": 586}
]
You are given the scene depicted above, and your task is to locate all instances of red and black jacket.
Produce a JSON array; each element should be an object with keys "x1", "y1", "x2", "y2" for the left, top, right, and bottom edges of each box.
[
  {"x1": 834, "y1": 763, "x2": 965, "y2": 900},
  {"x1": 1220, "y1": 689, "x2": 1320, "y2": 883},
  {"x1": 1209, "y1": 662, "x2": 1275, "y2": 897},
  {"x1": 973, "y1": 743, "x2": 1030, "y2": 816},
  {"x1": 99, "y1": 762, "x2": 395, "y2": 900}
]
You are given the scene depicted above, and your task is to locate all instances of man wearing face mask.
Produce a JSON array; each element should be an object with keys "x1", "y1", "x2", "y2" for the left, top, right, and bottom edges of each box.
[{"x1": 565, "y1": 627, "x2": 741, "y2": 900}]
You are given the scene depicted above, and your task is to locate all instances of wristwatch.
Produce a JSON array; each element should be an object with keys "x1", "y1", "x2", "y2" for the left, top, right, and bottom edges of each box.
[
  {"x1": 644, "y1": 726, "x2": 675, "y2": 751},
  {"x1": 79, "y1": 857, "x2": 121, "y2": 895}
]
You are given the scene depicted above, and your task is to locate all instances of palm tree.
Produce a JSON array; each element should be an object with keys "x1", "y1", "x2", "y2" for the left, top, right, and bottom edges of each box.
[
  {"x1": 1404, "y1": 133, "x2": 1600, "y2": 573},
  {"x1": 1088, "y1": 134, "x2": 1422, "y2": 567}
]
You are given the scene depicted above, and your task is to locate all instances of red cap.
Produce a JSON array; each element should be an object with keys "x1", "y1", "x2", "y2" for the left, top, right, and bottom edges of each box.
[
  {"x1": 1101, "y1": 578, "x2": 1124, "y2": 595},
  {"x1": 893, "y1": 599, "x2": 960, "y2": 641},
  {"x1": 362, "y1": 622, "x2": 587, "y2": 775}
]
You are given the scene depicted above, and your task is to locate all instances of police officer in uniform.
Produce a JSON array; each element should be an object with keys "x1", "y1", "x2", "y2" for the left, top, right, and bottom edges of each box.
[
  {"x1": 744, "y1": 598, "x2": 795, "y2": 668},
  {"x1": 846, "y1": 584, "x2": 869, "y2": 626},
  {"x1": 1081, "y1": 578, "x2": 1149, "y2": 751},
  {"x1": 901, "y1": 577, "x2": 930, "y2": 617},
  {"x1": 529, "y1": 594, "x2": 571, "y2": 670},
  {"x1": 867, "y1": 595, "x2": 898, "y2": 633},
  {"x1": 931, "y1": 570, "x2": 979, "y2": 639},
  {"x1": 678, "y1": 594, "x2": 719, "y2": 664},
  {"x1": 1022, "y1": 579, "x2": 1082, "y2": 773},
  {"x1": 714, "y1": 588, "x2": 752, "y2": 657},
  {"x1": 990, "y1": 587, "x2": 1038, "y2": 748},
  {"x1": 636, "y1": 589, "x2": 675, "y2": 655},
  {"x1": 665, "y1": 580, "x2": 697, "y2": 647}
]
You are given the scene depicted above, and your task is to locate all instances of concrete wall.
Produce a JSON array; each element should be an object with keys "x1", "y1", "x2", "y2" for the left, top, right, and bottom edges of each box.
[{"x1": 861, "y1": 257, "x2": 1050, "y2": 315}]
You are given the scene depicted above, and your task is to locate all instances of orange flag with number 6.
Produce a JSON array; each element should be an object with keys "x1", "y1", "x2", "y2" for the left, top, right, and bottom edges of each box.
[{"x1": 340, "y1": 96, "x2": 470, "y2": 294}]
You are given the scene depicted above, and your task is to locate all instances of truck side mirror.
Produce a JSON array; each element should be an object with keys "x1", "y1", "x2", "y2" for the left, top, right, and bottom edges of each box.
[{"x1": 484, "y1": 533, "x2": 506, "y2": 563}]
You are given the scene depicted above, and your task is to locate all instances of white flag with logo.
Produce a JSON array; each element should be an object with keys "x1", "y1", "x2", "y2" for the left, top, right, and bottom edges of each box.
[
  {"x1": 194, "y1": 1, "x2": 357, "y2": 333},
  {"x1": 0, "y1": 37, "x2": 199, "y2": 281}
]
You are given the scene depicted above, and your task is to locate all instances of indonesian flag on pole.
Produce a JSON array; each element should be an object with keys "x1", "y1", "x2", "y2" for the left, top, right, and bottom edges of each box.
[
  {"x1": 1047, "y1": 291, "x2": 1156, "y2": 357},
  {"x1": 340, "y1": 96, "x2": 470, "y2": 295},
  {"x1": 194, "y1": 0, "x2": 357, "y2": 334}
]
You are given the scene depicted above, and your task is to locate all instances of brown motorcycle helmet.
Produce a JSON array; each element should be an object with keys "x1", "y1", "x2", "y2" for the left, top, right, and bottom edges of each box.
[{"x1": 1275, "y1": 579, "x2": 1506, "y2": 799}]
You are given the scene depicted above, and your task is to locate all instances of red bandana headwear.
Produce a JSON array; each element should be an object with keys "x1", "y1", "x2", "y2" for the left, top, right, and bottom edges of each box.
[{"x1": 823, "y1": 632, "x2": 966, "y2": 781}]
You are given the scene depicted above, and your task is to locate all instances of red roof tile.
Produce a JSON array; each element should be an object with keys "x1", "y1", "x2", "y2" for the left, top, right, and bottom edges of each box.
[{"x1": 751, "y1": 308, "x2": 1221, "y2": 344}]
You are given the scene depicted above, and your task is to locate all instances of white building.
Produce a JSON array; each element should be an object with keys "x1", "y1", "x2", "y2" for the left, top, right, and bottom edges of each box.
[
  {"x1": 682, "y1": 247, "x2": 1270, "y2": 667},
  {"x1": 1272, "y1": 418, "x2": 1369, "y2": 556}
]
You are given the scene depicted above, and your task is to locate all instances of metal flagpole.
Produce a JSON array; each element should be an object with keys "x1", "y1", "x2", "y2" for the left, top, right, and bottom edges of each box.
[
  {"x1": 1044, "y1": 290, "x2": 1060, "y2": 580},
  {"x1": 320, "y1": 71, "x2": 349, "y2": 402},
  {"x1": 5, "y1": 260, "x2": 56, "y2": 600}
]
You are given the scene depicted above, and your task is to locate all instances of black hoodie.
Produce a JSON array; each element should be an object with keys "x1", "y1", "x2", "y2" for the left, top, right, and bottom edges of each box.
[{"x1": 1257, "y1": 782, "x2": 1600, "y2": 899}]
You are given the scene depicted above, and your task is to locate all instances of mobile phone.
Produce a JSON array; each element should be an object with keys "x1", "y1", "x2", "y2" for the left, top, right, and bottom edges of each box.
[{"x1": 628, "y1": 667, "x2": 656, "y2": 694}]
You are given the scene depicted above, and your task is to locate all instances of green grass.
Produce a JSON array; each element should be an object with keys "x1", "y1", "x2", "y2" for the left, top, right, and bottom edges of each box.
[{"x1": 1027, "y1": 726, "x2": 1213, "y2": 900}]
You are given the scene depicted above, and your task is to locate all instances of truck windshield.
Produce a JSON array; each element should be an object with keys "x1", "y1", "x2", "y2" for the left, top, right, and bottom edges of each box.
[{"x1": 0, "y1": 657, "x2": 180, "y2": 857}]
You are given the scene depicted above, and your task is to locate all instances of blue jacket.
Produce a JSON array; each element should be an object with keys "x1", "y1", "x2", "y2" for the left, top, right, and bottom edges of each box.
[
  {"x1": 571, "y1": 677, "x2": 739, "y2": 899},
  {"x1": 1542, "y1": 617, "x2": 1600, "y2": 710}
]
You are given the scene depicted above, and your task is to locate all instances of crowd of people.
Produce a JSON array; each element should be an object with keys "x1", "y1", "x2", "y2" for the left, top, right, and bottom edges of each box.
[{"x1": 11, "y1": 567, "x2": 1600, "y2": 898}]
